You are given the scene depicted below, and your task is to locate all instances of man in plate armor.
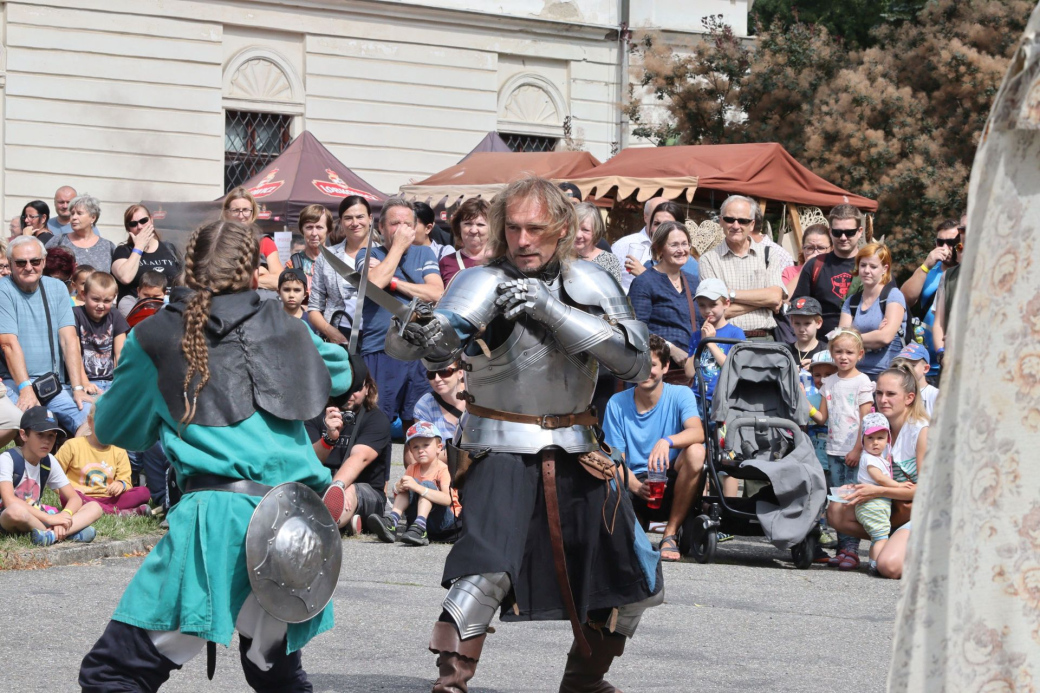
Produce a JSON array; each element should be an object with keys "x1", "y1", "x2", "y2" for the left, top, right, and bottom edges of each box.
[{"x1": 392, "y1": 177, "x2": 663, "y2": 693}]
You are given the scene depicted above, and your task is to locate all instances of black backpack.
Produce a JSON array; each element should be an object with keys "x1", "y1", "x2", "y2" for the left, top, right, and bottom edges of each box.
[
  {"x1": 847, "y1": 282, "x2": 908, "y2": 343},
  {"x1": 765, "y1": 246, "x2": 796, "y2": 344}
]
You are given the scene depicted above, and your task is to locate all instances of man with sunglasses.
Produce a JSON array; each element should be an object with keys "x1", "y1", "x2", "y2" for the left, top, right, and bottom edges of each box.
[
  {"x1": 0, "y1": 236, "x2": 92, "y2": 436},
  {"x1": 698, "y1": 195, "x2": 786, "y2": 340},
  {"x1": 900, "y1": 217, "x2": 964, "y2": 378},
  {"x1": 792, "y1": 203, "x2": 865, "y2": 339}
]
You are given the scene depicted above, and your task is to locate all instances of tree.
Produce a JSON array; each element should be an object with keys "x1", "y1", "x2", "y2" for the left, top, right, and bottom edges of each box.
[
  {"x1": 627, "y1": 0, "x2": 1031, "y2": 272},
  {"x1": 751, "y1": 0, "x2": 929, "y2": 48}
]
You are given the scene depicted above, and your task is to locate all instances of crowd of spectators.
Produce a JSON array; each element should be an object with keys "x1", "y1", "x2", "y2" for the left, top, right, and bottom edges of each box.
[{"x1": 0, "y1": 180, "x2": 953, "y2": 576}]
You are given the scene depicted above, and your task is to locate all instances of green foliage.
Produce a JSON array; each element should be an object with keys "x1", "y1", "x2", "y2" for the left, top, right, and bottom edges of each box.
[
  {"x1": 627, "y1": 0, "x2": 1031, "y2": 272},
  {"x1": 751, "y1": 0, "x2": 929, "y2": 47}
]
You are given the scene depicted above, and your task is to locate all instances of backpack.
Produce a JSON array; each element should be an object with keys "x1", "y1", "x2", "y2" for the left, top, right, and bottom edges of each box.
[
  {"x1": 9, "y1": 449, "x2": 51, "y2": 505},
  {"x1": 765, "y1": 246, "x2": 796, "y2": 344},
  {"x1": 847, "y1": 282, "x2": 908, "y2": 343}
]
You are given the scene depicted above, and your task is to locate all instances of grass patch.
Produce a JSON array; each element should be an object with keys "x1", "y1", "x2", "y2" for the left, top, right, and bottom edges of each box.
[{"x1": 0, "y1": 488, "x2": 164, "y2": 560}]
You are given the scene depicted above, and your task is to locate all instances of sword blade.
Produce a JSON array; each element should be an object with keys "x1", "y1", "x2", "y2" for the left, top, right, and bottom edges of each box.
[
  {"x1": 319, "y1": 245, "x2": 413, "y2": 323},
  {"x1": 346, "y1": 225, "x2": 376, "y2": 355}
]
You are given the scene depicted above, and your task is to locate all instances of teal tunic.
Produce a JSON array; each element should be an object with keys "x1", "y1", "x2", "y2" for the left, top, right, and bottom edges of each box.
[{"x1": 94, "y1": 329, "x2": 352, "y2": 653}]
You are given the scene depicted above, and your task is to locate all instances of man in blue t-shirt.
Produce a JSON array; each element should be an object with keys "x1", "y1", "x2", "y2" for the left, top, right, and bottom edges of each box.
[
  {"x1": 603, "y1": 334, "x2": 705, "y2": 562},
  {"x1": 355, "y1": 198, "x2": 444, "y2": 430}
]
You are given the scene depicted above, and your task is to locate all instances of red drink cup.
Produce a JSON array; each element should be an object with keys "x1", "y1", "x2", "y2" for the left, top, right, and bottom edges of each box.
[{"x1": 646, "y1": 469, "x2": 668, "y2": 509}]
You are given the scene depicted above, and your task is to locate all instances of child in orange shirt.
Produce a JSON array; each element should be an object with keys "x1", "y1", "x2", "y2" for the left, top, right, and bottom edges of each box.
[{"x1": 368, "y1": 421, "x2": 461, "y2": 546}]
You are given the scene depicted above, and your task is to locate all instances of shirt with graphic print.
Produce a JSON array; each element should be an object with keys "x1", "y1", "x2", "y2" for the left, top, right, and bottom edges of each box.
[
  {"x1": 74, "y1": 306, "x2": 130, "y2": 381},
  {"x1": 819, "y1": 372, "x2": 874, "y2": 456},
  {"x1": 792, "y1": 252, "x2": 857, "y2": 340}
]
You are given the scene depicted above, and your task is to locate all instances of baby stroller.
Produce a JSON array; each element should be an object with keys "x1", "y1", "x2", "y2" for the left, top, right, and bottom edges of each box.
[{"x1": 681, "y1": 340, "x2": 826, "y2": 568}]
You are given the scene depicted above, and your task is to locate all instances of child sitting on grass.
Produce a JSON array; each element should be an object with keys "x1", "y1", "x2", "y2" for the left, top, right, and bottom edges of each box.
[
  {"x1": 854, "y1": 412, "x2": 902, "y2": 574},
  {"x1": 0, "y1": 407, "x2": 102, "y2": 545},
  {"x1": 368, "y1": 421, "x2": 460, "y2": 546},
  {"x1": 56, "y1": 407, "x2": 150, "y2": 516}
]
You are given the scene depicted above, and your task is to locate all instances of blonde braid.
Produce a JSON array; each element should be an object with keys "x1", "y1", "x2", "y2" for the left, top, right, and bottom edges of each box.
[{"x1": 179, "y1": 221, "x2": 259, "y2": 424}]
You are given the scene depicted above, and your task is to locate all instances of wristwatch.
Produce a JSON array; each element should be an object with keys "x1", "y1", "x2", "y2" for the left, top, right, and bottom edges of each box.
[
  {"x1": 729, "y1": 290, "x2": 737, "y2": 300},
  {"x1": 72, "y1": 385, "x2": 85, "y2": 392}
]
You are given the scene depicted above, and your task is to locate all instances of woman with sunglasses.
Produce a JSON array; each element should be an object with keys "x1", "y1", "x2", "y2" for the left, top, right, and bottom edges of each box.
[
  {"x1": 412, "y1": 363, "x2": 466, "y2": 448},
  {"x1": 46, "y1": 194, "x2": 115, "y2": 273},
  {"x1": 111, "y1": 205, "x2": 182, "y2": 316},
  {"x1": 21, "y1": 201, "x2": 54, "y2": 246}
]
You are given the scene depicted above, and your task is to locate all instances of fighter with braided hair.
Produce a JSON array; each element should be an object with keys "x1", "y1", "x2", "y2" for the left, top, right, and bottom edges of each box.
[{"x1": 79, "y1": 220, "x2": 356, "y2": 692}]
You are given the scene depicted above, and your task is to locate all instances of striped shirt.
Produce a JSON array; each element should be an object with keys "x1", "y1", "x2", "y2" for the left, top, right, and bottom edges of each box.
[{"x1": 698, "y1": 239, "x2": 785, "y2": 332}]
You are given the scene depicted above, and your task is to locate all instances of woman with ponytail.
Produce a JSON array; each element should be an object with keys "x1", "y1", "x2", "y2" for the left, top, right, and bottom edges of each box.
[
  {"x1": 827, "y1": 362, "x2": 929, "y2": 579},
  {"x1": 79, "y1": 220, "x2": 354, "y2": 691}
]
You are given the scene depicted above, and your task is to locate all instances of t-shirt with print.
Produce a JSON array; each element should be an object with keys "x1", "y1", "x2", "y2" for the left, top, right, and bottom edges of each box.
[
  {"x1": 687, "y1": 323, "x2": 746, "y2": 402},
  {"x1": 841, "y1": 287, "x2": 908, "y2": 376},
  {"x1": 355, "y1": 244, "x2": 440, "y2": 355},
  {"x1": 403, "y1": 460, "x2": 461, "y2": 515},
  {"x1": 111, "y1": 242, "x2": 181, "y2": 302},
  {"x1": 74, "y1": 306, "x2": 130, "y2": 381},
  {"x1": 306, "y1": 406, "x2": 392, "y2": 495},
  {"x1": 0, "y1": 276, "x2": 76, "y2": 382},
  {"x1": 792, "y1": 253, "x2": 856, "y2": 339},
  {"x1": 857, "y1": 451, "x2": 892, "y2": 485},
  {"x1": 820, "y1": 372, "x2": 874, "y2": 456},
  {"x1": 0, "y1": 450, "x2": 69, "y2": 509},
  {"x1": 603, "y1": 383, "x2": 701, "y2": 476},
  {"x1": 55, "y1": 436, "x2": 132, "y2": 498}
]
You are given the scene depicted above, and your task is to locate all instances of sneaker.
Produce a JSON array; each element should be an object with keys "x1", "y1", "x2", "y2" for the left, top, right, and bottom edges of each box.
[
  {"x1": 69, "y1": 526, "x2": 97, "y2": 543},
  {"x1": 159, "y1": 518, "x2": 169, "y2": 530},
  {"x1": 813, "y1": 545, "x2": 832, "y2": 564},
  {"x1": 716, "y1": 532, "x2": 735, "y2": 543},
  {"x1": 322, "y1": 482, "x2": 347, "y2": 521},
  {"x1": 868, "y1": 560, "x2": 880, "y2": 577},
  {"x1": 31, "y1": 529, "x2": 56, "y2": 546},
  {"x1": 118, "y1": 504, "x2": 151, "y2": 518},
  {"x1": 400, "y1": 524, "x2": 430, "y2": 547},
  {"x1": 818, "y1": 528, "x2": 839, "y2": 548},
  {"x1": 343, "y1": 514, "x2": 363, "y2": 537},
  {"x1": 367, "y1": 513, "x2": 398, "y2": 543}
]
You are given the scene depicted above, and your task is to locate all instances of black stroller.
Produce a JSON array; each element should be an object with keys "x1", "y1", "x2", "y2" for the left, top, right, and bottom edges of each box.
[{"x1": 681, "y1": 339, "x2": 826, "y2": 568}]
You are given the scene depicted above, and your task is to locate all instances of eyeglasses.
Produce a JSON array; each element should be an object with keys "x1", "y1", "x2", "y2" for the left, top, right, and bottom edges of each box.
[
  {"x1": 935, "y1": 237, "x2": 959, "y2": 248},
  {"x1": 721, "y1": 216, "x2": 753, "y2": 226},
  {"x1": 425, "y1": 367, "x2": 458, "y2": 380},
  {"x1": 803, "y1": 245, "x2": 831, "y2": 254},
  {"x1": 0, "y1": 263, "x2": 10, "y2": 272},
  {"x1": 23, "y1": 213, "x2": 40, "y2": 221},
  {"x1": 14, "y1": 258, "x2": 44, "y2": 268},
  {"x1": 128, "y1": 217, "x2": 150, "y2": 229},
  {"x1": 830, "y1": 228, "x2": 860, "y2": 238},
  {"x1": 228, "y1": 208, "x2": 252, "y2": 217},
  {"x1": 664, "y1": 242, "x2": 691, "y2": 251}
]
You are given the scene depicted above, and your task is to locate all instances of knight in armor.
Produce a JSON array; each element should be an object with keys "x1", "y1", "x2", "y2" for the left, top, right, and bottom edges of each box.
[
  {"x1": 393, "y1": 177, "x2": 663, "y2": 692},
  {"x1": 78, "y1": 220, "x2": 354, "y2": 692}
]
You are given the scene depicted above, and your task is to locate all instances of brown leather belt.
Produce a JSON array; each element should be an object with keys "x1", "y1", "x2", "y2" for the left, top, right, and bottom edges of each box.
[
  {"x1": 466, "y1": 402, "x2": 598, "y2": 430},
  {"x1": 541, "y1": 449, "x2": 592, "y2": 659}
]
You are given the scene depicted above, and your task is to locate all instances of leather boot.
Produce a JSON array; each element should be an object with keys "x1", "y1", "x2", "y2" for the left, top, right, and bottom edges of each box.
[
  {"x1": 429, "y1": 621, "x2": 486, "y2": 693},
  {"x1": 558, "y1": 625, "x2": 627, "y2": 693}
]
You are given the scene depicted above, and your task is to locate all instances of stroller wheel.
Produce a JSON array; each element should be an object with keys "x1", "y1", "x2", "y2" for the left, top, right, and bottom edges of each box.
[
  {"x1": 689, "y1": 515, "x2": 718, "y2": 564},
  {"x1": 791, "y1": 533, "x2": 817, "y2": 570}
]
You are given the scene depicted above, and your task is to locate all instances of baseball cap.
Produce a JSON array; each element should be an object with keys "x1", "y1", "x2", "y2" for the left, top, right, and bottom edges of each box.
[
  {"x1": 862, "y1": 412, "x2": 890, "y2": 438},
  {"x1": 897, "y1": 342, "x2": 929, "y2": 363},
  {"x1": 788, "y1": 296, "x2": 823, "y2": 317},
  {"x1": 406, "y1": 420, "x2": 442, "y2": 443},
  {"x1": 558, "y1": 182, "x2": 582, "y2": 200},
  {"x1": 20, "y1": 407, "x2": 67, "y2": 438},
  {"x1": 694, "y1": 277, "x2": 729, "y2": 301},
  {"x1": 278, "y1": 267, "x2": 307, "y2": 288},
  {"x1": 809, "y1": 351, "x2": 837, "y2": 372}
]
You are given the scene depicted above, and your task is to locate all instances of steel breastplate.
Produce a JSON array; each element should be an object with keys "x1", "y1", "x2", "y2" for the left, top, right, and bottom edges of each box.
[{"x1": 458, "y1": 276, "x2": 598, "y2": 455}]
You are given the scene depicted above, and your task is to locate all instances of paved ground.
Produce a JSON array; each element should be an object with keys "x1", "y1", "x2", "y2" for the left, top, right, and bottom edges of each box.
[{"x1": 1, "y1": 449, "x2": 903, "y2": 692}]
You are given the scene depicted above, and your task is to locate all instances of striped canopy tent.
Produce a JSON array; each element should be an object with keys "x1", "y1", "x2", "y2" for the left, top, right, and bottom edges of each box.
[{"x1": 399, "y1": 151, "x2": 602, "y2": 206}]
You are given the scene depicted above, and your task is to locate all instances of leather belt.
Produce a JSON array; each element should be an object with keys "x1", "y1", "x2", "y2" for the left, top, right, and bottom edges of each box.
[
  {"x1": 541, "y1": 449, "x2": 592, "y2": 659},
  {"x1": 743, "y1": 329, "x2": 774, "y2": 338},
  {"x1": 181, "y1": 474, "x2": 273, "y2": 498},
  {"x1": 466, "y1": 402, "x2": 598, "y2": 430}
]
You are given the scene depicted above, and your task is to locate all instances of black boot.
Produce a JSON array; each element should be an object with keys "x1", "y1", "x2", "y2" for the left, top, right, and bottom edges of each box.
[
  {"x1": 429, "y1": 621, "x2": 487, "y2": 693},
  {"x1": 558, "y1": 625, "x2": 627, "y2": 693},
  {"x1": 80, "y1": 620, "x2": 180, "y2": 692},
  {"x1": 238, "y1": 635, "x2": 313, "y2": 693}
]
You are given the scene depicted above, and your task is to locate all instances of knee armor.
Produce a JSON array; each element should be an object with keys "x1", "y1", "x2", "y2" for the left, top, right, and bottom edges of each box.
[{"x1": 442, "y1": 572, "x2": 511, "y2": 640}]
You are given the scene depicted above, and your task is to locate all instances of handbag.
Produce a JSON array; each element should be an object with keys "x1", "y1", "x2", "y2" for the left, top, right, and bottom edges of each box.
[
  {"x1": 31, "y1": 281, "x2": 62, "y2": 406},
  {"x1": 663, "y1": 274, "x2": 696, "y2": 387}
]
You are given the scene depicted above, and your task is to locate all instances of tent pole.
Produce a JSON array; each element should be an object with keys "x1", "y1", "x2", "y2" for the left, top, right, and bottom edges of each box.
[
  {"x1": 788, "y1": 203, "x2": 804, "y2": 251},
  {"x1": 866, "y1": 214, "x2": 874, "y2": 242}
]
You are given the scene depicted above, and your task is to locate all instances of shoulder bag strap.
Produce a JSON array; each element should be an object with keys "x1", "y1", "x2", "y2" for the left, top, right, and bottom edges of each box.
[
  {"x1": 344, "y1": 407, "x2": 367, "y2": 453},
  {"x1": 680, "y1": 274, "x2": 698, "y2": 336},
  {"x1": 433, "y1": 392, "x2": 463, "y2": 419},
  {"x1": 37, "y1": 281, "x2": 58, "y2": 373}
]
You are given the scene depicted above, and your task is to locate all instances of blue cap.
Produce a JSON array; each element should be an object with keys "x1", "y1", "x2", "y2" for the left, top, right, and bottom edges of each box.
[
  {"x1": 406, "y1": 420, "x2": 442, "y2": 443},
  {"x1": 897, "y1": 342, "x2": 930, "y2": 364},
  {"x1": 19, "y1": 406, "x2": 66, "y2": 438}
]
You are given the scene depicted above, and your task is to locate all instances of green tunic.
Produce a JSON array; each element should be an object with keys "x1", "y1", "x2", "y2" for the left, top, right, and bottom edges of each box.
[{"x1": 94, "y1": 329, "x2": 352, "y2": 653}]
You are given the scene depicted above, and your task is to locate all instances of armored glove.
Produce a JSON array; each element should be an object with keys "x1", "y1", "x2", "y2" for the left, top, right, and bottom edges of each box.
[
  {"x1": 400, "y1": 318, "x2": 444, "y2": 349},
  {"x1": 495, "y1": 278, "x2": 562, "y2": 324}
]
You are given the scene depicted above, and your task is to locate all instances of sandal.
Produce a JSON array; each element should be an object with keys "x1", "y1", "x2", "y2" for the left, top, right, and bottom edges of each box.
[
  {"x1": 659, "y1": 535, "x2": 681, "y2": 562},
  {"x1": 838, "y1": 550, "x2": 861, "y2": 571}
]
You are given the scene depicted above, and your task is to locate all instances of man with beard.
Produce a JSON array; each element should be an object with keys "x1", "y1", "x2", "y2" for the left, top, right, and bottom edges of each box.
[
  {"x1": 391, "y1": 176, "x2": 662, "y2": 693},
  {"x1": 792, "y1": 204, "x2": 865, "y2": 340},
  {"x1": 900, "y1": 217, "x2": 964, "y2": 379}
]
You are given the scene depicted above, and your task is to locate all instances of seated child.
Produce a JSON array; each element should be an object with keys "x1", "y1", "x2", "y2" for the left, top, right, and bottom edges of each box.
[
  {"x1": 56, "y1": 407, "x2": 151, "y2": 516},
  {"x1": 893, "y1": 343, "x2": 938, "y2": 417},
  {"x1": 136, "y1": 269, "x2": 168, "y2": 302},
  {"x1": 0, "y1": 407, "x2": 102, "y2": 545},
  {"x1": 69, "y1": 264, "x2": 95, "y2": 307},
  {"x1": 853, "y1": 412, "x2": 901, "y2": 572},
  {"x1": 74, "y1": 271, "x2": 130, "y2": 395},
  {"x1": 368, "y1": 421, "x2": 460, "y2": 546},
  {"x1": 279, "y1": 267, "x2": 316, "y2": 333}
]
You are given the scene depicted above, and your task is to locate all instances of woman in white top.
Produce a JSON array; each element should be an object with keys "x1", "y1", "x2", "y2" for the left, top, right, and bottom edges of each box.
[
  {"x1": 828, "y1": 363, "x2": 928, "y2": 578},
  {"x1": 308, "y1": 195, "x2": 371, "y2": 345}
]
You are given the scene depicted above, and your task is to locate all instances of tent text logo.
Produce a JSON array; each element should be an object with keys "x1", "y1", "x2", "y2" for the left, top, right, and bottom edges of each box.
[
  {"x1": 250, "y1": 169, "x2": 285, "y2": 199},
  {"x1": 313, "y1": 169, "x2": 380, "y2": 201}
]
